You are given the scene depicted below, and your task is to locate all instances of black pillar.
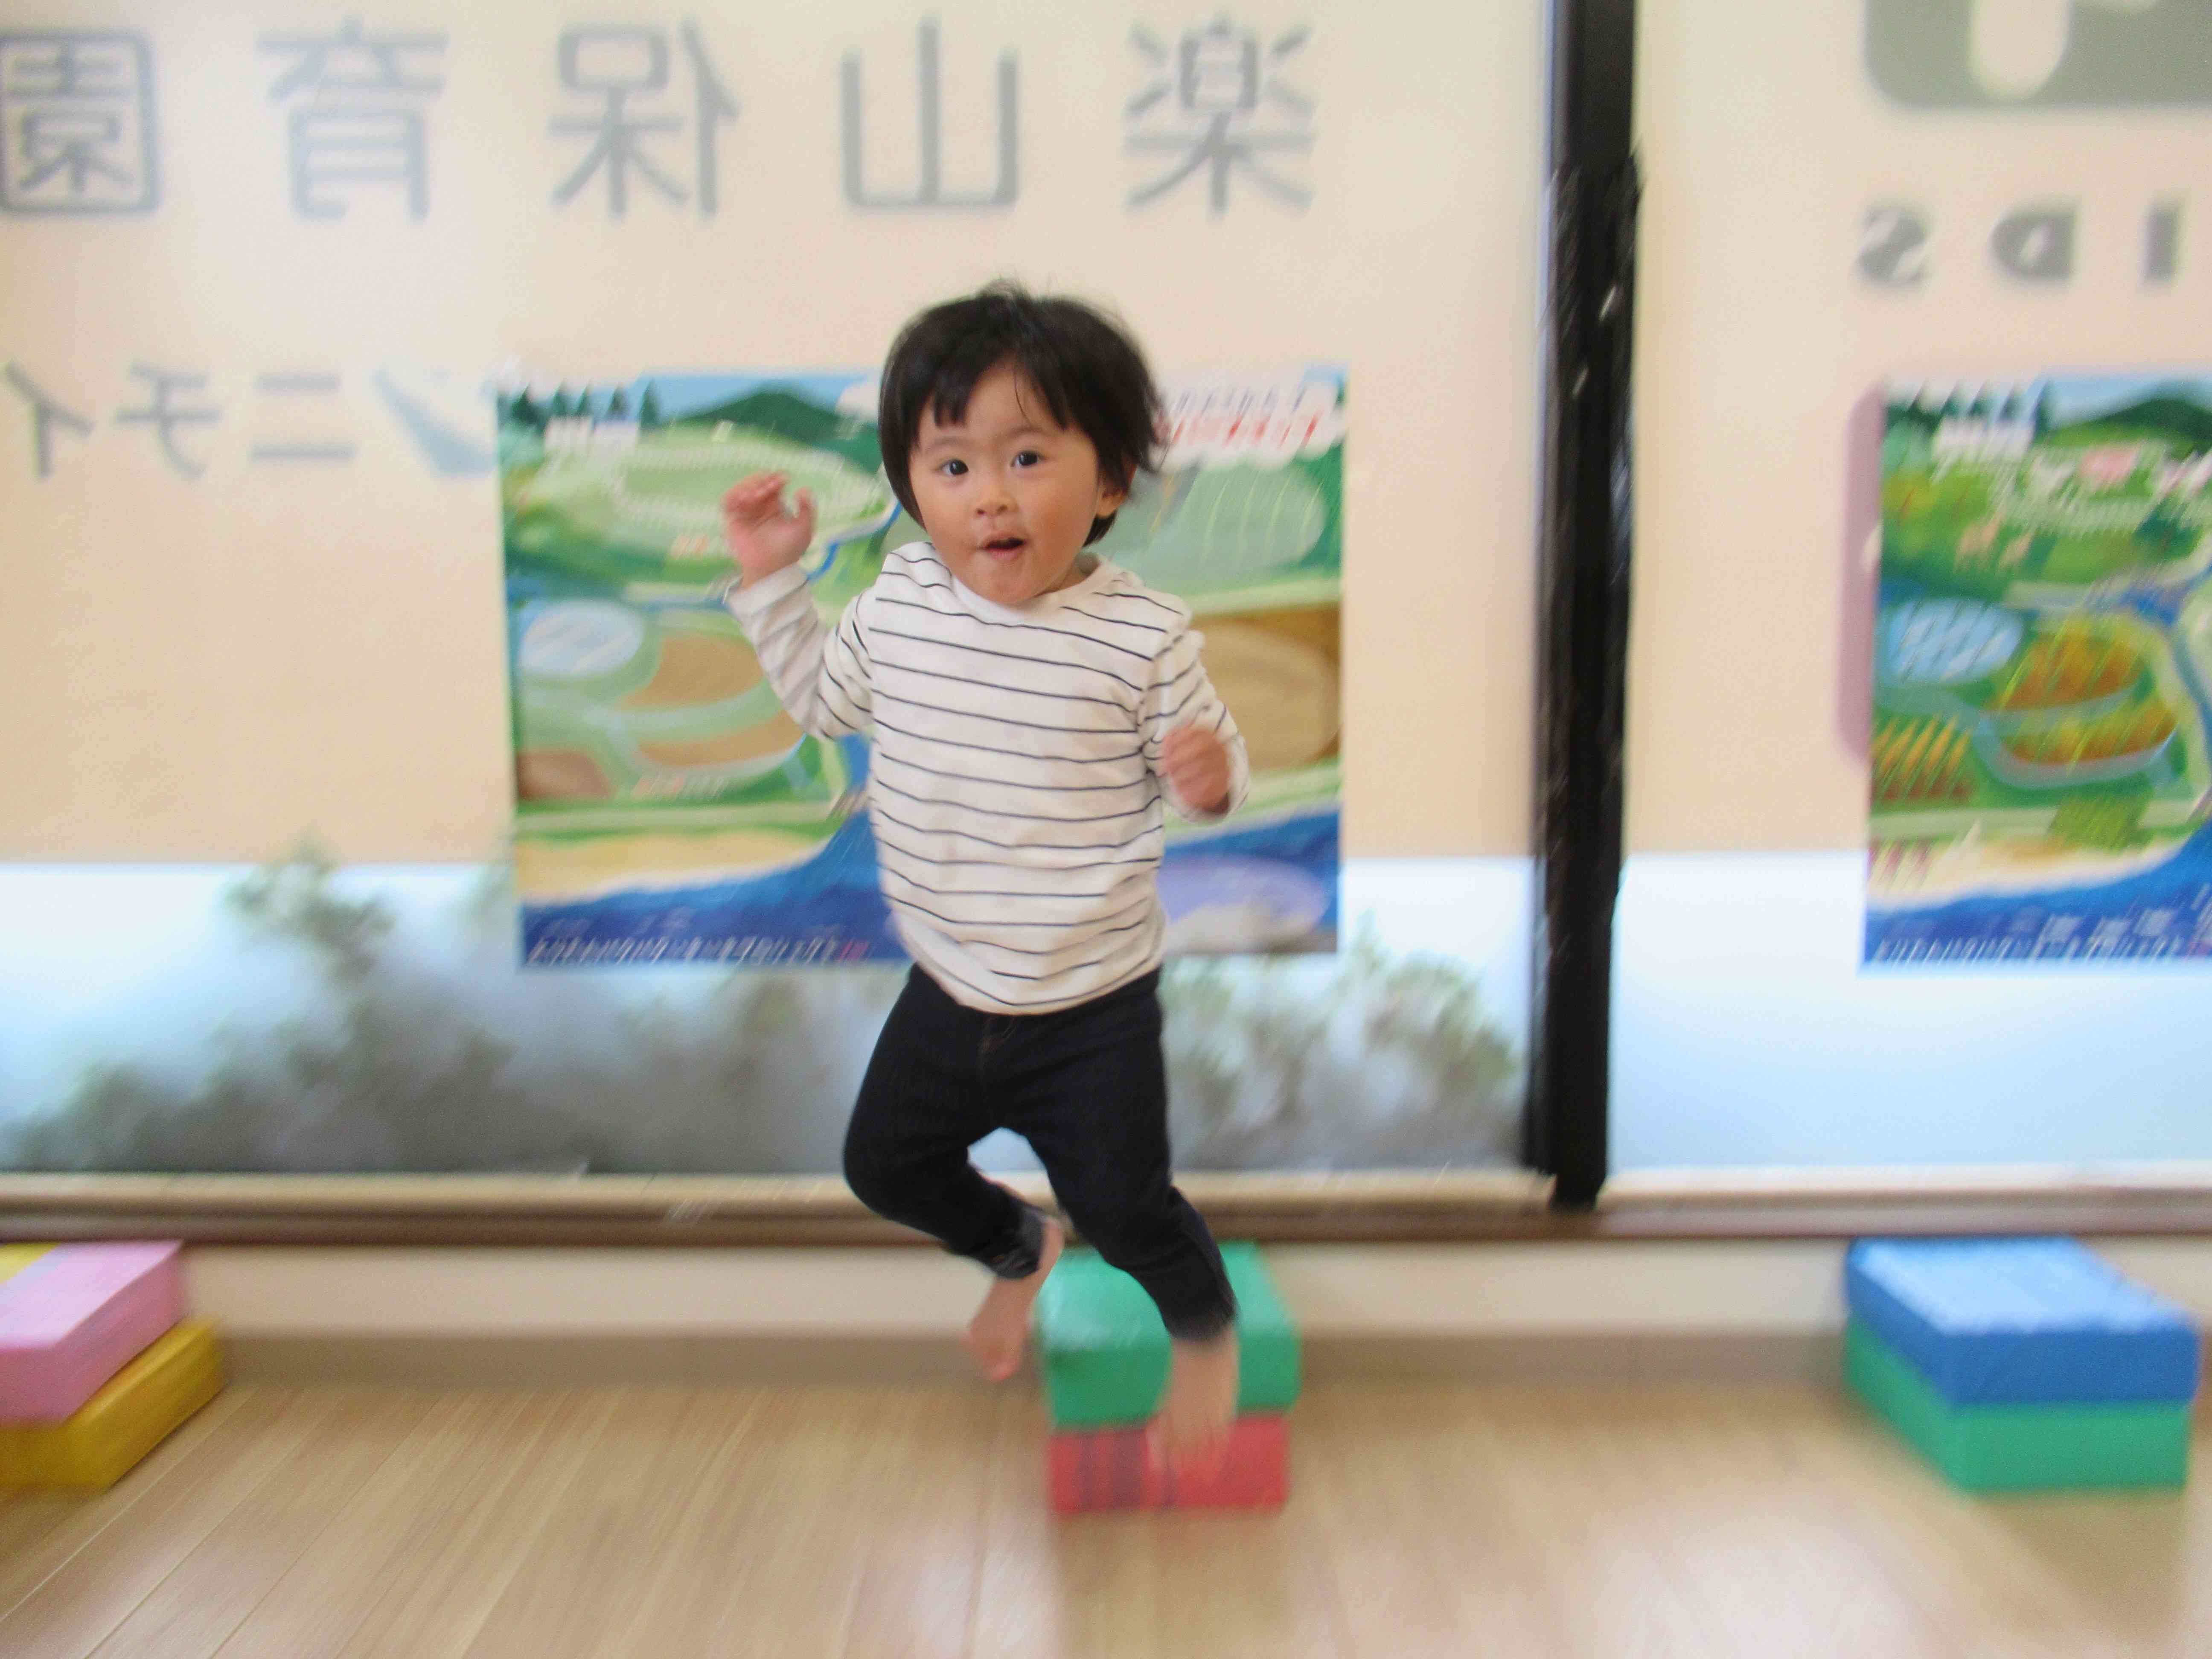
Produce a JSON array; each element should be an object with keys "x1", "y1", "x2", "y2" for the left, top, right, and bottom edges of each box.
[{"x1": 1528, "y1": 0, "x2": 1638, "y2": 1209}]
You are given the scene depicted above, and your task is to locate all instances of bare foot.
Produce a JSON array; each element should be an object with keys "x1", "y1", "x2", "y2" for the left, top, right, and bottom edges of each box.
[
  {"x1": 1150, "y1": 1327, "x2": 1240, "y2": 1473},
  {"x1": 963, "y1": 1212, "x2": 1064, "y2": 1382}
]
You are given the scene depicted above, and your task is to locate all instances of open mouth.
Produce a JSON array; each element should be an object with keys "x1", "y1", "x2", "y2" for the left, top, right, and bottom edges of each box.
[{"x1": 981, "y1": 536, "x2": 1027, "y2": 557}]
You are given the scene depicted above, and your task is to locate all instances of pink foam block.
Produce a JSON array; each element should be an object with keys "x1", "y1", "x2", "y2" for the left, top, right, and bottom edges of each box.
[
  {"x1": 1047, "y1": 1414, "x2": 1288, "y2": 1513},
  {"x1": 0, "y1": 1243, "x2": 183, "y2": 1424}
]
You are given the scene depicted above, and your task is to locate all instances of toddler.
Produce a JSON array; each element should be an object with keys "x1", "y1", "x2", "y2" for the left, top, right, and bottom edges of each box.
[{"x1": 720, "y1": 285, "x2": 1247, "y2": 1464}]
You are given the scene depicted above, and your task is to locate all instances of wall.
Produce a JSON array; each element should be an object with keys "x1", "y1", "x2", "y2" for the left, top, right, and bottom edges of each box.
[
  {"x1": 1631, "y1": 0, "x2": 2210, "y2": 850},
  {"x1": 0, "y1": 0, "x2": 1546, "y2": 862},
  {"x1": 1614, "y1": 0, "x2": 2212, "y2": 1172}
]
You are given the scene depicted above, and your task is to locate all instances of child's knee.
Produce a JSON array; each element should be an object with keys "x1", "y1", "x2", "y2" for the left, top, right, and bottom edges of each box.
[
  {"x1": 1055, "y1": 1177, "x2": 1178, "y2": 1266},
  {"x1": 841, "y1": 1116, "x2": 903, "y2": 1209}
]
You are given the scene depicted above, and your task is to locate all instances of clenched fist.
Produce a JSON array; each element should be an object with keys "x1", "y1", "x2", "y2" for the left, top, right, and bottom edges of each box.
[
  {"x1": 722, "y1": 472, "x2": 817, "y2": 584},
  {"x1": 1161, "y1": 725, "x2": 1231, "y2": 816}
]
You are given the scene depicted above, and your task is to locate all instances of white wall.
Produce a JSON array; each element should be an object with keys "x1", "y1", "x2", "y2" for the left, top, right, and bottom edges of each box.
[
  {"x1": 1632, "y1": 0, "x2": 2211, "y2": 850},
  {"x1": 0, "y1": 0, "x2": 1545, "y2": 862},
  {"x1": 183, "y1": 1239, "x2": 2212, "y2": 1340}
]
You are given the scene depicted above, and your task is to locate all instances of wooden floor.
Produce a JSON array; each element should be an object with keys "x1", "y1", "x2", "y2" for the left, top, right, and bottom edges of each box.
[{"x1": 2, "y1": 1381, "x2": 2208, "y2": 1658}]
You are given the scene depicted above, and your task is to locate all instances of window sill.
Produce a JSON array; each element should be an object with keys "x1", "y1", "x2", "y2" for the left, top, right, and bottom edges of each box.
[{"x1": 4, "y1": 1166, "x2": 2210, "y2": 1245}]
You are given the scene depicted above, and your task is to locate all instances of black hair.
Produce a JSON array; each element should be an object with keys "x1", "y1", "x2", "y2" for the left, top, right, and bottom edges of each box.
[{"x1": 878, "y1": 282, "x2": 1161, "y2": 547}]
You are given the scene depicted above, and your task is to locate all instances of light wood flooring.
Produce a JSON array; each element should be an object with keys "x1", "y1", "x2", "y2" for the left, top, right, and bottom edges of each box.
[{"x1": 2, "y1": 1380, "x2": 2208, "y2": 1657}]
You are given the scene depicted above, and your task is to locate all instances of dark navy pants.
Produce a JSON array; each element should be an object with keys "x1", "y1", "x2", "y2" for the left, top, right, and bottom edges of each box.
[{"x1": 843, "y1": 965, "x2": 1236, "y2": 1341}]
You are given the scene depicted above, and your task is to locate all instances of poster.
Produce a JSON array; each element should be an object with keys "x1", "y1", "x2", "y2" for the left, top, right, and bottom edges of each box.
[
  {"x1": 1866, "y1": 374, "x2": 2212, "y2": 963},
  {"x1": 502, "y1": 369, "x2": 1344, "y2": 967}
]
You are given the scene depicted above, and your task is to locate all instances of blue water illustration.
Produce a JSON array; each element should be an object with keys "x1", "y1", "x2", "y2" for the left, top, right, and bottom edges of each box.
[
  {"x1": 523, "y1": 807, "x2": 1341, "y2": 967},
  {"x1": 1866, "y1": 821, "x2": 2212, "y2": 963}
]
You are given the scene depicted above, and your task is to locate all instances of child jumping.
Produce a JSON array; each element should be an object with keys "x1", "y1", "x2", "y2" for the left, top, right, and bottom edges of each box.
[{"x1": 720, "y1": 284, "x2": 1247, "y2": 1466}]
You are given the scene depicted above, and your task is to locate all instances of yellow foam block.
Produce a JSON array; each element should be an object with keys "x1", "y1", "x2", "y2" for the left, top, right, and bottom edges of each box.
[
  {"x1": 0, "y1": 1245, "x2": 54, "y2": 1284},
  {"x1": 0, "y1": 1321, "x2": 225, "y2": 1491}
]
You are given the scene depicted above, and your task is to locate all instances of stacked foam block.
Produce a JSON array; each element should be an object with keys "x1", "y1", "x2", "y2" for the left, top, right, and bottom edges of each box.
[
  {"x1": 1845, "y1": 1237, "x2": 2201, "y2": 1493},
  {"x1": 1032, "y1": 1241, "x2": 1298, "y2": 1513},
  {"x1": 0, "y1": 1242, "x2": 226, "y2": 1491}
]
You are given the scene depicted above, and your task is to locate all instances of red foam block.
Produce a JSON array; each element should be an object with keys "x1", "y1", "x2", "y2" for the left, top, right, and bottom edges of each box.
[
  {"x1": 0, "y1": 1242, "x2": 183, "y2": 1424},
  {"x1": 1047, "y1": 1414, "x2": 1288, "y2": 1513}
]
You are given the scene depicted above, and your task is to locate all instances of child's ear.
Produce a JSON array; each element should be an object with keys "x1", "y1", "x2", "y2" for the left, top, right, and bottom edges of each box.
[{"x1": 1096, "y1": 474, "x2": 1129, "y2": 517}]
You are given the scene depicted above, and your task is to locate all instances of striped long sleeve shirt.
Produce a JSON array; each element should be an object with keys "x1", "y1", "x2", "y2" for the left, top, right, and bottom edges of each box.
[{"x1": 725, "y1": 542, "x2": 1250, "y2": 1013}]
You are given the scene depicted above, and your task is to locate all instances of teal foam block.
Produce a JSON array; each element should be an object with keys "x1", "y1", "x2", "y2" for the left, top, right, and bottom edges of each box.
[
  {"x1": 1847, "y1": 1319, "x2": 2190, "y2": 1494},
  {"x1": 1034, "y1": 1243, "x2": 1301, "y2": 1429}
]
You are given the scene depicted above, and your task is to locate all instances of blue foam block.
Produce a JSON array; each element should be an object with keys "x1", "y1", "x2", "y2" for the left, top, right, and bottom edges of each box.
[{"x1": 1845, "y1": 1238, "x2": 2200, "y2": 1406}]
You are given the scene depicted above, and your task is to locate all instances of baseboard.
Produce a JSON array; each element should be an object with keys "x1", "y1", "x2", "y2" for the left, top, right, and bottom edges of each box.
[
  {"x1": 1305, "y1": 1331, "x2": 1846, "y2": 1385},
  {"x1": 224, "y1": 1330, "x2": 1851, "y2": 1390},
  {"x1": 13, "y1": 1166, "x2": 2212, "y2": 1246},
  {"x1": 226, "y1": 1333, "x2": 991, "y2": 1389},
  {"x1": 192, "y1": 1238, "x2": 2212, "y2": 1394}
]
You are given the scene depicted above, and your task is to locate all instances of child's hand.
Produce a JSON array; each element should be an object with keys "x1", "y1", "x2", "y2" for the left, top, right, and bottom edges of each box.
[
  {"x1": 1161, "y1": 726, "x2": 1231, "y2": 815},
  {"x1": 722, "y1": 472, "x2": 817, "y2": 584}
]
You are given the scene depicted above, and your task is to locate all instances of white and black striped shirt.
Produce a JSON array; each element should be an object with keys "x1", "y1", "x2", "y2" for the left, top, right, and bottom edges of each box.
[{"x1": 726, "y1": 542, "x2": 1249, "y2": 1013}]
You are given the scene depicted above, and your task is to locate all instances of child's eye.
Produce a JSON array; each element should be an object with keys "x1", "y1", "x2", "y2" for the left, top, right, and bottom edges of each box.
[
  {"x1": 1012, "y1": 450, "x2": 1042, "y2": 468},
  {"x1": 937, "y1": 458, "x2": 967, "y2": 477}
]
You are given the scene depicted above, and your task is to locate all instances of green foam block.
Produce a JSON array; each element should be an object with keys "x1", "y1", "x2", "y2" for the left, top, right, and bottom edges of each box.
[
  {"x1": 1846, "y1": 1319, "x2": 2191, "y2": 1493},
  {"x1": 1035, "y1": 1243, "x2": 1300, "y2": 1429}
]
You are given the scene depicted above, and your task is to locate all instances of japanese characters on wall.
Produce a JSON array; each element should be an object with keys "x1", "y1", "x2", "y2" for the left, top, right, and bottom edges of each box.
[
  {"x1": 0, "y1": 9, "x2": 1320, "y2": 487},
  {"x1": 0, "y1": 15, "x2": 1319, "y2": 476},
  {"x1": 505, "y1": 367, "x2": 1344, "y2": 967},
  {"x1": 1, "y1": 31, "x2": 162, "y2": 215},
  {"x1": 1867, "y1": 375, "x2": 2212, "y2": 963},
  {"x1": 0, "y1": 17, "x2": 1312, "y2": 226}
]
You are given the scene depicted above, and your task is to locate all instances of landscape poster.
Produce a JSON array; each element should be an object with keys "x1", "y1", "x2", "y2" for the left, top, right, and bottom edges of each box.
[
  {"x1": 1867, "y1": 374, "x2": 2212, "y2": 964},
  {"x1": 501, "y1": 368, "x2": 1345, "y2": 968}
]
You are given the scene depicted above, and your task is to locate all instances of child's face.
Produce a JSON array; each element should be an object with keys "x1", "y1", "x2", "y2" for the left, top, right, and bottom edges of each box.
[{"x1": 908, "y1": 361, "x2": 1128, "y2": 608}]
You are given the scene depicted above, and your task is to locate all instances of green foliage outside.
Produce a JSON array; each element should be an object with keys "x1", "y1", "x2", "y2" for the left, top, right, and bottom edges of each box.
[{"x1": 0, "y1": 851, "x2": 1522, "y2": 1176}]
